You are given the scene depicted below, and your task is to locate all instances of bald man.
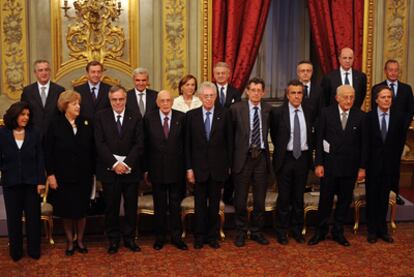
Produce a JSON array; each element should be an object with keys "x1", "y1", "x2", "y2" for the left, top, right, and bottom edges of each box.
[
  {"x1": 321, "y1": 48, "x2": 367, "y2": 109},
  {"x1": 143, "y1": 90, "x2": 188, "y2": 251}
]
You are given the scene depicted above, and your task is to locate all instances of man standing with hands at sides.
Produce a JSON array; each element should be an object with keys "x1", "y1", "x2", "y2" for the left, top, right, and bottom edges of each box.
[
  {"x1": 143, "y1": 90, "x2": 188, "y2": 251},
  {"x1": 366, "y1": 86, "x2": 406, "y2": 244},
  {"x1": 95, "y1": 85, "x2": 144, "y2": 254},
  {"x1": 185, "y1": 82, "x2": 233, "y2": 249},
  {"x1": 74, "y1": 61, "x2": 111, "y2": 123},
  {"x1": 371, "y1": 60, "x2": 414, "y2": 205},
  {"x1": 231, "y1": 77, "x2": 272, "y2": 247},
  {"x1": 21, "y1": 59, "x2": 65, "y2": 136},
  {"x1": 127, "y1": 67, "x2": 158, "y2": 118},
  {"x1": 321, "y1": 48, "x2": 367, "y2": 109},
  {"x1": 270, "y1": 80, "x2": 314, "y2": 245},
  {"x1": 213, "y1": 62, "x2": 241, "y2": 205},
  {"x1": 308, "y1": 85, "x2": 367, "y2": 247}
]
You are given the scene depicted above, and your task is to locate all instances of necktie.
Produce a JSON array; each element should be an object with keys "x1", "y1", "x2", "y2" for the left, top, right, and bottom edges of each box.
[
  {"x1": 40, "y1": 86, "x2": 47, "y2": 107},
  {"x1": 138, "y1": 93, "x2": 145, "y2": 117},
  {"x1": 304, "y1": 85, "x2": 309, "y2": 98},
  {"x1": 91, "y1": 87, "x2": 97, "y2": 102},
  {"x1": 344, "y1": 72, "x2": 350, "y2": 85},
  {"x1": 252, "y1": 106, "x2": 261, "y2": 147},
  {"x1": 163, "y1": 116, "x2": 169, "y2": 139},
  {"x1": 381, "y1": 112, "x2": 387, "y2": 142},
  {"x1": 204, "y1": 111, "x2": 211, "y2": 141},
  {"x1": 293, "y1": 109, "x2": 301, "y2": 159},
  {"x1": 341, "y1": 112, "x2": 348, "y2": 130},
  {"x1": 390, "y1": 83, "x2": 396, "y2": 98},
  {"x1": 116, "y1": 115, "x2": 122, "y2": 135},
  {"x1": 220, "y1": 87, "x2": 225, "y2": 106}
]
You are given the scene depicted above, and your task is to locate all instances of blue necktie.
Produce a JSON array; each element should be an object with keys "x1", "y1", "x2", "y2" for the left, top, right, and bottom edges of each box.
[
  {"x1": 220, "y1": 87, "x2": 225, "y2": 106},
  {"x1": 381, "y1": 112, "x2": 387, "y2": 142},
  {"x1": 293, "y1": 109, "x2": 301, "y2": 159},
  {"x1": 390, "y1": 83, "x2": 396, "y2": 98},
  {"x1": 252, "y1": 107, "x2": 261, "y2": 147},
  {"x1": 116, "y1": 115, "x2": 122, "y2": 135},
  {"x1": 204, "y1": 111, "x2": 211, "y2": 141},
  {"x1": 344, "y1": 72, "x2": 350, "y2": 85}
]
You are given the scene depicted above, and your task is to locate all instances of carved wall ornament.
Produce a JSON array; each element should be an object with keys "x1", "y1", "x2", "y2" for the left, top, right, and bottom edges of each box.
[{"x1": 1, "y1": 0, "x2": 28, "y2": 100}]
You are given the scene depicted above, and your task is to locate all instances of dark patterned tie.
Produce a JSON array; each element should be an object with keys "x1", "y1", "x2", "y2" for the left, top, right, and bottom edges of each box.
[
  {"x1": 204, "y1": 111, "x2": 211, "y2": 141},
  {"x1": 304, "y1": 85, "x2": 309, "y2": 98},
  {"x1": 163, "y1": 116, "x2": 169, "y2": 139},
  {"x1": 252, "y1": 106, "x2": 261, "y2": 147},
  {"x1": 220, "y1": 87, "x2": 225, "y2": 106},
  {"x1": 91, "y1": 87, "x2": 97, "y2": 102},
  {"x1": 390, "y1": 83, "x2": 396, "y2": 98},
  {"x1": 381, "y1": 112, "x2": 387, "y2": 142},
  {"x1": 344, "y1": 72, "x2": 350, "y2": 85},
  {"x1": 293, "y1": 109, "x2": 301, "y2": 159},
  {"x1": 116, "y1": 115, "x2": 122, "y2": 135}
]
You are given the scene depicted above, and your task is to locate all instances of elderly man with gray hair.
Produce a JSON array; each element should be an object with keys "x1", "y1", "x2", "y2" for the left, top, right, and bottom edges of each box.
[
  {"x1": 126, "y1": 67, "x2": 158, "y2": 118},
  {"x1": 185, "y1": 81, "x2": 233, "y2": 249}
]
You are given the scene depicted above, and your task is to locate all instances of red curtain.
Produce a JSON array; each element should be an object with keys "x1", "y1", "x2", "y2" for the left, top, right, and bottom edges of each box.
[
  {"x1": 212, "y1": 0, "x2": 271, "y2": 91},
  {"x1": 308, "y1": 0, "x2": 364, "y2": 74}
]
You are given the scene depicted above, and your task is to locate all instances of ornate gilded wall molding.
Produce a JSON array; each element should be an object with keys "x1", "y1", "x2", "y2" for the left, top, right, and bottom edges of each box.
[
  {"x1": 162, "y1": 0, "x2": 187, "y2": 91},
  {"x1": 383, "y1": 0, "x2": 409, "y2": 81},
  {"x1": 0, "y1": 0, "x2": 28, "y2": 100},
  {"x1": 362, "y1": 0, "x2": 375, "y2": 111},
  {"x1": 200, "y1": 0, "x2": 211, "y2": 82},
  {"x1": 50, "y1": 0, "x2": 139, "y2": 81}
]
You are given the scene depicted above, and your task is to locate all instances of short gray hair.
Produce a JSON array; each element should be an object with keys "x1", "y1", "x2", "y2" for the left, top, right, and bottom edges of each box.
[
  {"x1": 336, "y1": 84, "x2": 355, "y2": 96},
  {"x1": 132, "y1": 67, "x2": 149, "y2": 78},
  {"x1": 198, "y1": 81, "x2": 217, "y2": 95}
]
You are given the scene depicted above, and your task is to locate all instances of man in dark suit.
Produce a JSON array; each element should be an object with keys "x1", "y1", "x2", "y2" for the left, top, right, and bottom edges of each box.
[
  {"x1": 74, "y1": 61, "x2": 111, "y2": 123},
  {"x1": 366, "y1": 86, "x2": 406, "y2": 244},
  {"x1": 296, "y1": 60, "x2": 323, "y2": 127},
  {"x1": 231, "y1": 77, "x2": 272, "y2": 247},
  {"x1": 371, "y1": 59, "x2": 414, "y2": 205},
  {"x1": 143, "y1": 90, "x2": 188, "y2": 251},
  {"x1": 126, "y1": 67, "x2": 158, "y2": 118},
  {"x1": 308, "y1": 85, "x2": 367, "y2": 247},
  {"x1": 185, "y1": 81, "x2": 233, "y2": 249},
  {"x1": 270, "y1": 80, "x2": 314, "y2": 245},
  {"x1": 94, "y1": 85, "x2": 144, "y2": 254},
  {"x1": 21, "y1": 59, "x2": 65, "y2": 136},
  {"x1": 321, "y1": 48, "x2": 367, "y2": 109},
  {"x1": 213, "y1": 61, "x2": 241, "y2": 205}
]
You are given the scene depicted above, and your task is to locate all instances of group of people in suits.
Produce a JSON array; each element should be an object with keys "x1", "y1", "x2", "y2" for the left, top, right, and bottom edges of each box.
[{"x1": 1, "y1": 49, "x2": 413, "y2": 261}]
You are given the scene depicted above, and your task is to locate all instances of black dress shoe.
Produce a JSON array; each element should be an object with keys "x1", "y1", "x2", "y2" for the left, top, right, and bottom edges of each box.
[
  {"x1": 332, "y1": 234, "x2": 350, "y2": 247},
  {"x1": 124, "y1": 240, "x2": 141, "y2": 252},
  {"x1": 65, "y1": 247, "x2": 75, "y2": 256},
  {"x1": 276, "y1": 234, "x2": 288, "y2": 245},
  {"x1": 292, "y1": 232, "x2": 305, "y2": 244},
  {"x1": 396, "y1": 195, "x2": 405, "y2": 205},
  {"x1": 11, "y1": 254, "x2": 23, "y2": 262},
  {"x1": 250, "y1": 233, "x2": 269, "y2": 245},
  {"x1": 76, "y1": 242, "x2": 88, "y2": 254},
  {"x1": 208, "y1": 240, "x2": 220, "y2": 249},
  {"x1": 28, "y1": 253, "x2": 40, "y2": 260},
  {"x1": 379, "y1": 234, "x2": 394, "y2": 243},
  {"x1": 107, "y1": 242, "x2": 119, "y2": 254},
  {"x1": 308, "y1": 233, "x2": 325, "y2": 246},
  {"x1": 172, "y1": 240, "x2": 188, "y2": 250},
  {"x1": 367, "y1": 233, "x2": 377, "y2": 244},
  {"x1": 153, "y1": 240, "x2": 164, "y2": 250},
  {"x1": 234, "y1": 233, "x2": 246, "y2": 247}
]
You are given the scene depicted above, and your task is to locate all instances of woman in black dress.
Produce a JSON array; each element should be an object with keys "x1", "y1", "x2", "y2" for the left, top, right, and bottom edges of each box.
[
  {"x1": 45, "y1": 90, "x2": 94, "y2": 256},
  {"x1": 0, "y1": 102, "x2": 45, "y2": 261}
]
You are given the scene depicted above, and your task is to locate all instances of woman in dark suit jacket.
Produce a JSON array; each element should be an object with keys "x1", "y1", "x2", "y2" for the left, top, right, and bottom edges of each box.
[
  {"x1": 44, "y1": 90, "x2": 94, "y2": 256},
  {"x1": 0, "y1": 101, "x2": 45, "y2": 261}
]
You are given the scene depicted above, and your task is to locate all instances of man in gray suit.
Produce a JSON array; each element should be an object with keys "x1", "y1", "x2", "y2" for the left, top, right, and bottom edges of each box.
[{"x1": 231, "y1": 77, "x2": 272, "y2": 247}]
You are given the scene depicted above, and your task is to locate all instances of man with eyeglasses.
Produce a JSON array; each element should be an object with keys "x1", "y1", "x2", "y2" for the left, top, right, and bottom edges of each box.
[{"x1": 95, "y1": 85, "x2": 144, "y2": 254}]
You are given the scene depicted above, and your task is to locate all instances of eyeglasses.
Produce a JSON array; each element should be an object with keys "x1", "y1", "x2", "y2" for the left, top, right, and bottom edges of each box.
[{"x1": 110, "y1": 97, "x2": 126, "y2": 102}]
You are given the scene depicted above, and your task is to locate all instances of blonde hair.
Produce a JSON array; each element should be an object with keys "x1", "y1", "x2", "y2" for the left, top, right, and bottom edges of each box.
[{"x1": 57, "y1": 90, "x2": 81, "y2": 112}]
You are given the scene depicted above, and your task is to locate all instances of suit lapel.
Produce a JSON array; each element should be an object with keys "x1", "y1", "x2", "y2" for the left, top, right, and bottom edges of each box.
[
  {"x1": 32, "y1": 84, "x2": 44, "y2": 109},
  {"x1": 242, "y1": 102, "x2": 250, "y2": 137},
  {"x1": 168, "y1": 111, "x2": 180, "y2": 140},
  {"x1": 352, "y1": 69, "x2": 359, "y2": 89},
  {"x1": 260, "y1": 102, "x2": 268, "y2": 142},
  {"x1": 95, "y1": 84, "x2": 105, "y2": 107},
  {"x1": 210, "y1": 108, "x2": 222, "y2": 138},
  {"x1": 120, "y1": 111, "x2": 134, "y2": 138},
  {"x1": 282, "y1": 105, "x2": 290, "y2": 136}
]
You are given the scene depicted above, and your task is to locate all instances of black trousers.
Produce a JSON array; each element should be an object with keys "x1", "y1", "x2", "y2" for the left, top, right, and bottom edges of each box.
[
  {"x1": 152, "y1": 182, "x2": 184, "y2": 241},
  {"x1": 222, "y1": 174, "x2": 234, "y2": 202},
  {"x1": 366, "y1": 173, "x2": 391, "y2": 236},
  {"x1": 3, "y1": 184, "x2": 41, "y2": 259},
  {"x1": 194, "y1": 176, "x2": 222, "y2": 242},
  {"x1": 102, "y1": 180, "x2": 138, "y2": 242},
  {"x1": 275, "y1": 151, "x2": 309, "y2": 236},
  {"x1": 234, "y1": 152, "x2": 267, "y2": 235},
  {"x1": 316, "y1": 175, "x2": 355, "y2": 236}
]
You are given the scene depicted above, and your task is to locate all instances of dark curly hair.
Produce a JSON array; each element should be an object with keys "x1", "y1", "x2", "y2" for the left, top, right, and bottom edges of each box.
[{"x1": 3, "y1": 101, "x2": 33, "y2": 130}]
